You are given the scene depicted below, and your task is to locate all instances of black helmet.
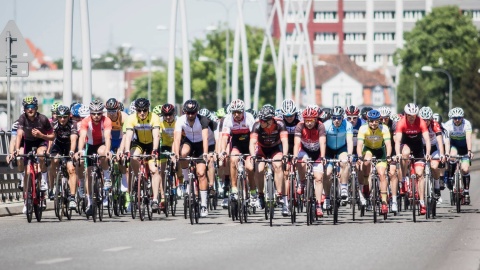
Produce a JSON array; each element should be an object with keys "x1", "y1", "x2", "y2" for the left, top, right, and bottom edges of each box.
[
  {"x1": 320, "y1": 108, "x2": 331, "y2": 121},
  {"x1": 105, "y1": 98, "x2": 119, "y2": 110},
  {"x1": 183, "y1": 99, "x2": 199, "y2": 113},
  {"x1": 161, "y1": 103, "x2": 176, "y2": 115},
  {"x1": 331, "y1": 106, "x2": 344, "y2": 117},
  {"x1": 361, "y1": 106, "x2": 373, "y2": 120},
  {"x1": 258, "y1": 105, "x2": 275, "y2": 121},
  {"x1": 134, "y1": 98, "x2": 150, "y2": 110},
  {"x1": 56, "y1": 105, "x2": 70, "y2": 117},
  {"x1": 118, "y1": 102, "x2": 124, "y2": 111}
]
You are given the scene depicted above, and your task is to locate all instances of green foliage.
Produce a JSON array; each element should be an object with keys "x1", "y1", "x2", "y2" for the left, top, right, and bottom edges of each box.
[{"x1": 395, "y1": 5, "x2": 480, "y2": 127}]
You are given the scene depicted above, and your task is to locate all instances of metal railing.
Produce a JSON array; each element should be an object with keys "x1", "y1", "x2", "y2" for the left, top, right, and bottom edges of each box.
[{"x1": 0, "y1": 131, "x2": 22, "y2": 203}]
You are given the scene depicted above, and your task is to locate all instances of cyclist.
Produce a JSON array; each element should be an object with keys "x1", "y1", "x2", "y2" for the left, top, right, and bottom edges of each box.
[
  {"x1": 433, "y1": 113, "x2": 450, "y2": 192},
  {"x1": 360, "y1": 106, "x2": 373, "y2": 124},
  {"x1": 293, "y1": 106, "x2": 326, "y2": 217},
  {"x1": 249, "y1": 105, "x2": 289, "y2": 214},
  {"x1": 75, "y1": 100, "x2": 113, "y2": 217},
  {"x1": 123, "y1": 98, "x2": 162, "y2": 210},
  {"x1": 73, "y1": 104, "x2": 90, "y2": 199},
  {"x1": 173, "y1": 99, "x2": 212, "y2": 217},
  {"x1": 157, "y1": 104, "x2": 177, "y2": 201},
  {"x1": 323, "y1": 106, "x2": 353, "y2": 210},
  {"x1": 357, "y1": 109, "x2": 392, "y2": 215},
  {"x1": 215, "y1": 107, "x2": 231, "y2": 207},
  {"x1": 395, "y1": 103, "x2": 431, "y2": 215},
  {"x1": 281, "y1": 99, "x2": 300, "y2": 155},
  {"x1": 444, "y1": 107, "x2": 474, "y2": 204},
  {"x1": 319, "y1": 107, "x2": 331, "y2": 122},
  {"x1": 198, "y1": 108, "x2": 218, "y2": 197},
  {"x1": 48, "y1": 105, "x2": 78, "y2": 209},
  {"x1": 50, "y1": 101, "x2": 61, "y2": 122},
  {"x1": 345, "y1": 105, "x2": 366, "y2": 205},
  {"x1": 419, "y1": 107, "x2": 446, "y2": 199},
  {"x1": 219, "y1": 99, "x2": 256, "y2": 207}
]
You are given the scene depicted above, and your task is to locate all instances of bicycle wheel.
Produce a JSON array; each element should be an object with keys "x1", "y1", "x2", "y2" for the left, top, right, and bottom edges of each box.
[
  {"x1": 267, "y1": 175, "x2": 274, "y2": 227},
  {"x1": 130, "y1": 177, "x2": 137, "y2": 219},
  {"x1": 238, "y1": 175, "x2": 244, "y2": 224},
  {"x1": 289, "y1": 174, "x2": 296, "y2": 224},
  {"x1": 372, "y1": 176, "x2": 377, "y2": 224},
  {"x1": 411, "y1": 177, "x2": 416, "y2": 223},
  {"x1": 184, "y1": 191, "x2": 188, "y2": 219},
  {"x1": 64, "y1": 184, "x2": 72, "y2": 220},
  {"x1": 350, "y1": 173, "x2": 356, "y2": 221},
  {"x1": 139, "y1": 178, "x2": 146, "y2": 221},
  {"x1": 54, "y1": 172, "x2": 62, "y2": 221},
  {"x1": 189, "y1": 178, "x2": 195, "y2": 225},
  {"x1": 306, "y1": 175, "x2": 313, "y2": 225},
  {"x1": 164, "y1": 178, "x2": 170, "y2": 217},
  {"x1": 146, "y1": 180, "x2": 153, "y2": 221},
  {"x1": 97, "y1": 176, "x2": 104, "y2": 222},
  {"x1": 24, "y1": 172, "x2": 33, "y2": 223},
  {"x1": 333, "y1": 175, "x2": 338, "y2": 225},
  {"x1": 34, "y1": 175, "x2": 44, "y2": 223},
  {"x1": 455, "y1": 172, "x2": 461, "y2": 213},
  {"x1": 170, "y1": 187, "x2": 177, "y2": 216}
]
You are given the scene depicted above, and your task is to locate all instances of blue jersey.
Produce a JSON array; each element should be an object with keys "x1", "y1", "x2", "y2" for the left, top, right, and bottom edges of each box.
[{"x1": 324, "y1": 119, "x2": 353, "y2": 150}]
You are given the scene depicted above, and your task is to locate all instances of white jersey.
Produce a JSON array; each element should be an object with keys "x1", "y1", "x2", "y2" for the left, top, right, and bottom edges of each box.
[
  {"x1": 444, "y1": 118, "x2": 472, "y2": 148},
  {"x1": 221, "y1": 112, "x2": 255, "y2": 139},
  {"x1": 174, "y1": 114, "x2": 210, "y2": 143}
]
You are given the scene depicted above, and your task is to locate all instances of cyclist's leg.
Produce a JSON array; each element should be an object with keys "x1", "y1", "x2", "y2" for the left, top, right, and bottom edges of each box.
[
  {"x1": 97, "y1": 145, "x2": 110, "y2": 188},
  {"x1": 400, "y1": 144, "x2": 411, "y2": 179},
  {"x1": 229, "y1": 148, "x2": 240, "y2": 195},
  {"x1": 362, "y1": 150, "x2": 373, "y2": 197},
  {"x1": 271, "y1": 151, "x2": 285, "y2": 196},
  {"x1": 149, "y1": 160, "x2": 162, "y2": 205},
  {"x1": 207, "y1": 149, "x2": 215, "y2": 190},
  {"x1": 36, "y1": 144, "x2": 49, "y2": 189},
  {"x1": 338, "y1": 151, "x2": 349, "y2": 198}
]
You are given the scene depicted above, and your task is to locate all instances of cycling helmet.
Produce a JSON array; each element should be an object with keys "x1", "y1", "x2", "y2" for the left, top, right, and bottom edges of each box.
[
  {"x1": 51, "y1": 101, "x2": 61, "y2": 112},
  {"x1": 161, "y1": 103, "x2": 176, "y2": 115},
  {"x1": 367, "y1": 109, "x2": 381, "y2": 120},
  {"x1": 89, "y1": 99, "x2": 104, "y2": 113},
  {"x1": 71, "y1": 104, "x2": 82, "y2": 117},
  {"x1": 258, "y1": 105, "x2": 275, "y2": 120},
  {"x1": 198, "y1": 108, "x2": 211, "y2": 118},
  {"x1": 183, "y1": 99, "x2": 199, "y2": 113},
  {"x1": 152, "y1": 105, "x2": 162, "y2": 116},
  {"x1": 404, "y1": 103, "x2": 419, "y2": 115},
  {"x1": 246, "y1": 108, "x2": 257, "y2": 119},
  {"x1": 230, "y1": 99, "x2": 245, "y2": 111},
  {"x1": 56, "y1": 105, "x2": 70, "y2": 117},
  {"x1": 210, "y1": 114, "x2": 218, "y2": 122},
  {"x1": 320, "y1": 108, "x2": 331, "y2": 121},
  {"x1": 378, "y1": 106, "x2": 392, "y2": 117},
  {"x1": 432, "y1": 113, "x2": 443, "y2": 123},
  {"x1": 419, "y1": 106, "x2": 433, "y2": 120},
  {"x1": 118, "y1": 102, "x2": 124, "y2": 112},
  {"x1": 345, "y1": 105, "x2": 360, "y2": 116},
  {"x1": 275, "y1": 109, "x2": 283, "y2": 118},
  {"x1": 360, "y1": 106, "x2": 373, "y2": 120},
  {"x1": 449, "y1": 107, "x2": 464, "y2": 118},
  {"x1": 129, "y1": 100, "x2": 136, "y2": 114},
  {"x1": 302, "y1": 106, "x2": 319, "y2": 119},
  {"x1": 390, "y1": 113, "x2": 401, "y2": 123},
  {"x1": 281, "y1": 99, "x2": 297, "y2": 116},
  {"x1": 78, "y1": 105, "x2": 90, "y2": 117},
  {"x1": 22, "y1": 96, "x2": 38, "y2": 107},
  {"x1": 216, "y1": 108, "x2": 226, "y2": 118},
  {"x1": 263, "y1": 104, "x2": 274, "y2": 112},
  {"x1": 331, "y1": 106, "x2": 344, "y2": 117},
  {"x1": 105, "y1": 98, "x2": 119, "y2": 110},
  {"x1": 134, "y1": 98, "x2": 150, "y2": 110},
  {"x1": 70, "y1": 101, "x2": 81, "y2": 110}
]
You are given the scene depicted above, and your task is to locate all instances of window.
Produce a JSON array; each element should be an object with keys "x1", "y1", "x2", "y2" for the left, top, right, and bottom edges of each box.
[
  {"x1": 287, "y1": 11, "x2": 307, "y2": 23},
  {"x1": 374, "y1": 32, "x2": 395, "y2": 43},
  {"x1": 374, "y1": 54, "x2": 393, "y2": 65},
  {"x1": 374, "y1": 11, "x2": 395, "y2": 21},
  {"x1": 345, "y1": 93, "x2": 352, "y2": 106},
  {"x1": 314, "y1": 32, "x2": 338, "y2": 43},
  {"x1": 333, "y1": 93, "x2": 339, "y2": 107},
  {"x1": 463, "y1": 10, "x2": 480, "y2": 21},
  {"x1": 313, "y1": 11, "x2": 338, "y2": 22},
  {"x1": 344, "y1": 33, "x2": 366, "y2": 43},
  {"x1": 372, "y1": 86, "x2": 384, "y2": 106},
  {"x1": 348, "y1": 54, "x2": 366, "y2": 64},
  {"x1": 344, "y1": 11, "x2": 366, "y2": 21},
  {"x1": 403, "y1": 10, "x2": 425, "y2": 21}
]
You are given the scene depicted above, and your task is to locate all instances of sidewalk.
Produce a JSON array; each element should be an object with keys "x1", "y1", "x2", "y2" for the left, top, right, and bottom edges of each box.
[{"x1": 0, "y1": 200, "x2": 54, "y2": 217}]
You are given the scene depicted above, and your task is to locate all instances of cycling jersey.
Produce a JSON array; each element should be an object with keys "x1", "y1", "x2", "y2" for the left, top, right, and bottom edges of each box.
[
  {"x1": 52, "y1": 119, "x2": 78, "y2": 145},
  {"x1": 250, "y1": 120, "x2": 288, "y2": 148},
  {"x1": 174, "y1": 114, "x2": 210, "y2": 143},
  {"x1": 17, "y1": 113, "x2": 53, "y2": 141},
  {"x1": 283, "y1": 115, "x2": 301, "y2": 153},
  {"x1": 422, "y1": 120, "x2": 442, "y2": 147},
  {"x1": 357, "y1": 124, "x2": 390, "y2": 150},
  {"x1": 222, "y1": 112, "x2": 255, "y2": 146},
  {"x1": 444, "y1": 118, "x2": 472, "y2": 148},
  {"x1": 160, "y1": 119, "x2": 176, "y2": 147},
  {"x1": 109, "y1": 111, "x2": 124, "y2": 148},
  {"x1": 323, "y1": 119, "x2": 353, "y2": 150},
  {"x1": 80, "y1": 116, "x2": 113, "y2": 145},
  {"x1": 11, "y1": 120, "x2": 19, "y2": 136},
  {"x1": 294, "y1": 120, "x2": 326, "y2": 152},
  {"x1": 124, "y1": 113, "x2": 161, "y2": 144},
  {"x1": 351, "y1": 119, "x2": 363, "y2": 146},
  {"x1": 395, "y1": 116, "x2": 428, "y2": 145}
]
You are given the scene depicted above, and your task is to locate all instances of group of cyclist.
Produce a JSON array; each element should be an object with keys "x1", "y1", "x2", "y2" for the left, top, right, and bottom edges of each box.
[{"x1": 6, "y1": 94, "x2": 475, "y2": 221}]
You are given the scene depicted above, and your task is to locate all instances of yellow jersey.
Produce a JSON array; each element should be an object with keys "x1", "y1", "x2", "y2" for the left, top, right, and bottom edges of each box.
[
  {"x1": 124, "y1": 113, "x2": 161, "y2": 144},
  {"x1": 357, "y1": 124, "x2": 390, "y2": 149},
  {"x1": 160, "y1": 119, "x2": 176, "y2": 147}
]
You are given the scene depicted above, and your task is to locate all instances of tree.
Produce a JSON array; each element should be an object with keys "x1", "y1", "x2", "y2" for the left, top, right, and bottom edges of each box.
[{"x1": 394, "y1": 5, "x2": 480, "y2": 124}]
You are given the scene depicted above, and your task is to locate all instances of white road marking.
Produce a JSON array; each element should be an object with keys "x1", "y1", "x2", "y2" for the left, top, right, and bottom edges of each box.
[
  {"x1": 103, "y1": 246, "x2": 132, "y2": 252},
  {"x1": 193, "y1": 230, "x2": 212, "y2": 234},
  {"x1": 154, "y1": 238, "x2": 176, "y2": 242},
  {"x1": 36, "y1": 258, "x2": 72, "y2": 265}
]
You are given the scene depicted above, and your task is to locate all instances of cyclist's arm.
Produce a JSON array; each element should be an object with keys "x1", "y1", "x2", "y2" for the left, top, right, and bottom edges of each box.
[
  {"x1": 395, "y1": 132, "x2": 402, "y2": 156},
  {"x1": 202, "y1": 128, "x2": 209, "y2": 154},
  {"x1": 466, "y1": 131, "x2": 473, "y2": 153},
  {"x1": 444, "y1": 136, "x2": 451, "y2": 156},
  {"x1": 77, "y1": 129, "x2": 87, "y2": 153},
  {"x1": 281, "y1": 132, "x2": 288, "y2": 156},
  {"x1": 104, "y1": 128, "x2": 112, "y2": 153},
  {"x1": 385, "y1": 139, "x2": 392, "y2": 157},
  {"x1": 124, "y1": 129, "x2": 134, "y2": 152},
  {"x1": 320, "y1": 134, "x2": 326, "y2": 159},
  {"x1": 436, "y1": 134, "x2": 444, "y2": 156},
  {"x1": 152, "y1": 127, "x2": 160, "y2": 150},
  {"x1": 69, "y1": 134, "x2": 78, "y2": 153},
  {"x1": 346, "y1": 134, "x2": 353, "y2": 155},
  {"x1": 173, "y1": 130, "x2": 182, "y2": 157},
  {"x1": 117, "y1": 135, "x2": 126, "y2": 155},
  {"x1": 422, "y1": 131, "x2": 431, "y2": 156},
  {"x1": 356, "y1": 139, "x2": 364, "y2": 157},
  {"x1": 293, "y1": 136, "x2": 301, "y2": 157},
  {"x1": 8, "y1": 134, "x2": 16, "y2": 154},
  {"x1": 249, "y1": 134, "x2": 257, "y2": 157},
  {"x1": 15, "y1": 129, "x2": 24, "y2": 152}
]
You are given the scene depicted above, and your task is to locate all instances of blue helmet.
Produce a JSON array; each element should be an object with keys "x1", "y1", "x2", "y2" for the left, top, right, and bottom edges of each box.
[
  {"x1": 71, "y1": 103, "x2": 82, "y2": 117},
  {"x1": 367, "y1": 109, "x2": 381, "y2": 120}
]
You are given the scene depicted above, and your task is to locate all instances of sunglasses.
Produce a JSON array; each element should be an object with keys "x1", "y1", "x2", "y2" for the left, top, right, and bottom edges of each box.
[
  {"x1": 260, "y1": 119, "x2": 273, "y2": 123},
  {"x1": 284, "y1": 114, "x2": 295, "y2": 118},
  {"x1": 57, "y1": 115, "x2": 69, "y2": 119},
  {"x1": 380, "y1": 117, "x2": 389, "y2": 120},
  {"x1": 137, "y1": 109, "x2": 148, "y2": 113},
  {"x1": 453, "y1": 117, "x2": 462, "y2": 120},
  {"x1": 232, "y1": 110, "x2": 243, "y2": 114},
  {"x1": 24, "y1": 105, "x2": 37, "y2": 110},
  {"x1": 304, "y1": 119, "x2": 316, "y2": 124},
  {"x1": 331, "y1": 116, "x2": 342, "y2": 121},
  {"x1": 91, "y1": 112, "x2": 103, "y2": 116},
  {"x1": 163, "y1": 113, "x2": 174, "y2": 117},
  {"x1": 186, "y1": 112, "x2": 197, "y2": 115},
  {"x1": 347, "y1": 117, "x2": 358, "y2": 121},
  {"x1": 368, "y1": 119, "x2": 380, "y2": 123},
  {"x1": 107, "y1": 110, "x2": 117, "y2": 114}
]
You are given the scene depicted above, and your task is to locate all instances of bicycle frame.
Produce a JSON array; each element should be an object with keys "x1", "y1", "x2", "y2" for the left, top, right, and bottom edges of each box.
[
  {"x1": 179, "y1": 157, "x2": 204, "y2": 225},
  {"x1": 449, "y1": 155, "x2": 470, "y2": 213},
  {"x1": 255, "y1": 158, "x2": 282, "y2": 227}
]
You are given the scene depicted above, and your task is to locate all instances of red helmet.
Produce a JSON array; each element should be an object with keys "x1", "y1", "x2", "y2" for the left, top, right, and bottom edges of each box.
[
  {"x1": 302, "y1": 106, "x2": 319, "y2": 119},
  {"x1": 161, "y1": 103, "x2": 175, "y2": 115},
  {"x1": 345, "y1": 105, "x2": 360, "y2": 116}
]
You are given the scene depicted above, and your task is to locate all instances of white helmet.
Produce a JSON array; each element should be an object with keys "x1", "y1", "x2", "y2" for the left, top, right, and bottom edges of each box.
[
  {"x1": 229, "y1": 99, "x2": 245, "y2": 111},
  {"x1": 129, "y1": 100, "x2": 136, "y2": 114},
  {"x1": 404, "y1": 103, "x2": 419, "y2": 115},
  {"x1": 390, "y1": 113, "x2": 401, "y2": 123},
  {"x1": 378, "y1": 106, "x2": 391, "y2": 117},
  {"x1": 419, "y1": 106, "x2": 433, "y2": 120},
  {"x1": 449, "y1": 107, "x2": 464, "y2": 118},
  {"x1": 281, "y1": 99, "x2": 297, "y2": 116},
  {"x1": 78, "y1": 105, "x2": 90, "y2": 118}
]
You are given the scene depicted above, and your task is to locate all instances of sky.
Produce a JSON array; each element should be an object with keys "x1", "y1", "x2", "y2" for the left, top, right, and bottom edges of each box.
[{"x1": 0, "y1": 0, "x2": 268, "y2": 61}]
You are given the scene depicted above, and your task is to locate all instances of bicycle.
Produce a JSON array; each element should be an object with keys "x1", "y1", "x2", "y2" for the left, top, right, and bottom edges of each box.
[
  {"x1": 402, "y1": 155, "x2": 425, "y2": 223},
  {"x1": 255, "y1": 158, "x2": 282, "y2": 227},
  {"x1": 325, "y1": 158, "x2": 346, "y2": 225},
  {"x1": 110, "y1": 156, "x2": 127, "y2": 217},
  {"x1": 130, "y1": 154, "x2": 154, "y2": 221},
  {"x1": 52, "y1": 155, "x2": 74, "y2": 221},
  {"x1": 208, "y1": 153, "x2": 220, "y2": 211},
  {"x1": 424, "y1": 159, "x2": 436, "y2": 219},
  {"x1": 449, "y1": 155, "x2": 470, "y2": 213},
  {"x1": 362, "y1": 157, "x2": 388, "y2": 223},
  {"x1": 15, "y1": 148, "x2": 47, "y2": 223},
  {"x1": 229, "y1": 154, "x2": 250, "y2": 224},
  {"x1": 349, "y1": 158, "x2": 358, "y2": 221},
  {"x1": 81, "y1": 154, "x2": 106, "y2": 222},
  {"x1": 161, "y1": 151, "x2": 177, "y2": 217},
  {"x1": 179, "y1": 156, "x2": 204, "y2": 225},
  {"x1": 284, "y1": 154, "x2": 298, "y2": 224},
  {"x1": 301, "y1": 158, "x2": 321, "y2": 226}
]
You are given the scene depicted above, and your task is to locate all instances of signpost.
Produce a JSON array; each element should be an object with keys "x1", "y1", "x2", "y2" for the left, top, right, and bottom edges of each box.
[{"x1": 0, "y1": 20, "x2": 34, "y2": 128}]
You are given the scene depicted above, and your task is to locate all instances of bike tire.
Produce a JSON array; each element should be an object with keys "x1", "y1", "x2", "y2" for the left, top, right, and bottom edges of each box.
[
  {"x1": 351, "y1": 173, "x2": 356, "y2": 221},
  {"x1": 98, "y1": 176, "x2": 104, "y2": 222},
  {"x1": 238, "y1": 175, "x2": 244, "y2": 224},
  {"x1": 147, "y1": 180, "x2": 153, "y2": 220},
  {"x1": 267, "y1": 175, "x2": 274, "y2": 227},
  {"x1": 306, "y1": 174, "x2": 312, "y2": 225},
  {"x1": 183, "y1": 194, "x2": 188, "y2": 219},
  {"x1": 64, "y1": 183, "x2": 72, "y2": 220},
  {"x1": 412, "y1": 177, "x2": 416, "y2": 223},
  {"x1": 372, "y1": 176, "x2": 377, "y2": 224},
  {"x1": 425, "y1": 171, "x2": 431, "y2": 220},
  {"x1": 139, "y1": 178, "x2": 145, "y2": 221},
  {"x1": 289, "y1": 174, "x2": 295, "y2": 224},
  {"x1": 455, "y1": 172, "x2": 461, "y2": 213},
  {"x1": 24, "y1": 172, "x2": 33, "y2": 223},
  {"x1": 333, "y1": 176, "x2": 338, "y2": 225},
  {"x1": 171, "y1": 192, "x2": 177, "y2": 216},
  {"x1": 54, "y1": 172, "x2": 62, "y2": 220}
]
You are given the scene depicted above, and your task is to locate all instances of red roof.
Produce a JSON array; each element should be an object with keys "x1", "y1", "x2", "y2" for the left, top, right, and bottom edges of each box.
[{"x1": 26, "y1": 38, "x2": 57, "y2": 70}]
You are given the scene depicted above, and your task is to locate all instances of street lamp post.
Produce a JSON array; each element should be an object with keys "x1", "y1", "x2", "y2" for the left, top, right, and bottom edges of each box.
[
  {"x1": 199, "y1": 56, "x2": 222, "y2": 109},
  {"x1": 413, "y1": 72, "x2": 419, "y2": 104},
  {"x1": 421, "y1": 66, "x2": 453, "y2": 111}
]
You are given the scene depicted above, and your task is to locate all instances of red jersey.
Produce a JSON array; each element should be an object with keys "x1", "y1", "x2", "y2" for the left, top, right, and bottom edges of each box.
[
  {"x1": 80, "y1": 116, "x2": 112, "y2": 145},
  {"x1": 395, "y1": 116, "x2": 428, "y2": 145}
]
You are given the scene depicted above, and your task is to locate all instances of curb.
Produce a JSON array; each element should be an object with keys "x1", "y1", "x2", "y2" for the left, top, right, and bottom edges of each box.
[{"x1": 0, "y1": 201, "x2": 54, "y2": 217}]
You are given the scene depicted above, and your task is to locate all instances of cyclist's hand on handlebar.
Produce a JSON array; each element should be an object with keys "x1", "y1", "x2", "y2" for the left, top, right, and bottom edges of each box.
[
  {"x1": 425, "y1": 154, "x2": 431, "y2": 161},
  {"x1": 468, "y1": 150, "x2": 474, "y2": 159},
  {"x1": 151, "y1": 149, "x2": 158, "y2": 159},
  {"x1": 106, "y1": 151, "x2": 113, "y2": 160},
  {"x1": 219, "y1": 151, "x2": 227, "y2": 161},
  {"x1": 202, "y1": 153, "x2": 208, "y2": 162}
]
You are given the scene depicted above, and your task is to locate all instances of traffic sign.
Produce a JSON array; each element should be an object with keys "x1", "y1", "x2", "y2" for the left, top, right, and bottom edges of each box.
[
  {"x1": 0, "y1": 61, "x2": 28, "y2": 77},
  {"x1": 0, "y1": 20, "x2": 34, "y2": 63}
]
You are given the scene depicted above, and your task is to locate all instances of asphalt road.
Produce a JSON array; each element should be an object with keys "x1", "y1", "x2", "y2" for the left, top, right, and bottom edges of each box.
[{"x1": 1, "y1": 172, "x2": 480, "y2": 270}]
